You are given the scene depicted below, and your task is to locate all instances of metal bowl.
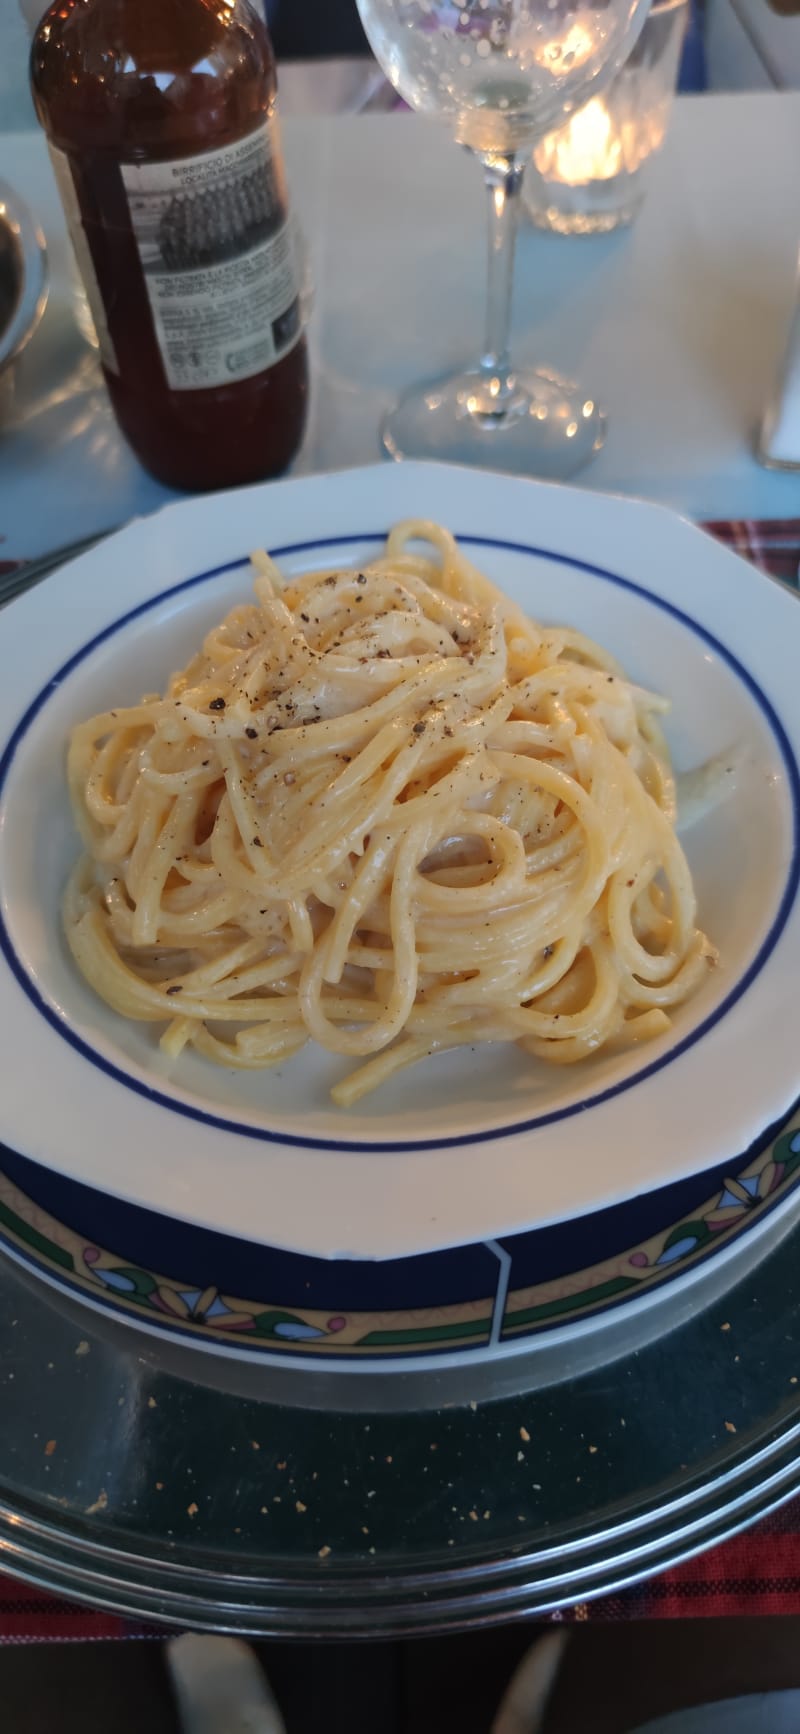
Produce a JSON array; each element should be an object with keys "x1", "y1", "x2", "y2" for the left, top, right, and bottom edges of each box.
[{"x1": 0, "y1": 178, "x2": 48, "y2": 381}]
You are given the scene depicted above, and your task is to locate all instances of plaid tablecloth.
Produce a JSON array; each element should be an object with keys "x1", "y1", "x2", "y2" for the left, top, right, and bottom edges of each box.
[
  {"x1": 0, "y1": 513, "x2": 797, "y2": 1640},
  {"x1": 704, "y1": 518, "x2": 800, "y2": 591}
]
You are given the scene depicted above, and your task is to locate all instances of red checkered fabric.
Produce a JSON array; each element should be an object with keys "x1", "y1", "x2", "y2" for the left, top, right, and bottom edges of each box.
[
  {"x1": 0, "y1": 1573, "x2": 155, "y2": 1642},
  {"x1": 558, "y1": 1503, "x2": 800, "y2": 1622},
  {"x1": 0, "y1": 514, "x2": 797, "y2": 1638},
  {"x1": 703, "y1": 518, "x2": 800, "y2": 590}
]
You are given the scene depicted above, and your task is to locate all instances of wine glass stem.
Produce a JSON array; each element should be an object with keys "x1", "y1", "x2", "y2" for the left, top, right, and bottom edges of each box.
[{"x1": 480, "y1": 154, "x2": 526, "y2": 391}]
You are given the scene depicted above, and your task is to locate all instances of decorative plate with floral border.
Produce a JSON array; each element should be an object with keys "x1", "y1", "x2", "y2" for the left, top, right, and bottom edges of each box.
[{"x1": 0, "y1": 1101, "x2": 799, "y2": 1362}]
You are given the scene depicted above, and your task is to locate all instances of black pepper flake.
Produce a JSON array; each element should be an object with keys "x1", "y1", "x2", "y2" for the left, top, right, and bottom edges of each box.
[
  {"x1": 209, "y1": 696, "x2": 226, "y2": 711},
  {"x1": 443, "y1": 725, "x2": 454, "y2": 738},
  {"x1": 245, "y1": 727, "x2": 258, "y2": 740},
  {"x1": 300, "y1": 613, "x2": 310, "y2": 623},
  {"x1": 356, "y1": 573, "x2": 367, "y2": 586},
  {"x1": 253, "y1": 837, "x2": 263, "y2": 847},
  {"x1": 166, "y1": 985, "x2": 183, "y2": 996},
  {"x1": 202, "y1": 760, "x2": 210, "y2": 767},
  {"x1": 413, "y1": 721, "x2": 427, "y2": 735}
]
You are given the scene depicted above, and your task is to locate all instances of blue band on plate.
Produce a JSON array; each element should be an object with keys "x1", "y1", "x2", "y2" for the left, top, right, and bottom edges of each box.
[{"x1": 1, "y1": 531, "x2": 798, "y2": 1155}]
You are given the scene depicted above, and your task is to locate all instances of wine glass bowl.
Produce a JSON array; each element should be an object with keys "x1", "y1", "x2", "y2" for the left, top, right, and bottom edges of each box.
[
  {"x1": 356, "y1": 0, "x2": 652, "y2": 477},
  {"x1": 361, "y1": 0, "x2": 649, "y2": 149}
]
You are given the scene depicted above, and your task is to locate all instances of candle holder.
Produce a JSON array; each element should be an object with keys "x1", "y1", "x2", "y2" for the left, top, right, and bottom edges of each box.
[{"x1": 524, "y1": 0, "x2": 687, "y2": 236}]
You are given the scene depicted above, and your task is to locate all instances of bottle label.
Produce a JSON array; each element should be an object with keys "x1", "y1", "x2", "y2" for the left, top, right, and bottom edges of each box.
[
  {"x1": 120, "y1": 118, "x2": 302, "y2": 392},
  {"x1": 48, "y1": 144, "x2": 120, "y2": 374}
]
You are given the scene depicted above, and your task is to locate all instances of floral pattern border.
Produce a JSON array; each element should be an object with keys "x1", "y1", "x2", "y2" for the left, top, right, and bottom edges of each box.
[{"x1": 0, "y1": 1109, "x2": 799, "y2": 1358}]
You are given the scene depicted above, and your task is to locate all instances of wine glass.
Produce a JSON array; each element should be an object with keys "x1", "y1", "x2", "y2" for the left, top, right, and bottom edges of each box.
[{"x1": 355, "y1": 0, "x2": 652, "y2": 477}]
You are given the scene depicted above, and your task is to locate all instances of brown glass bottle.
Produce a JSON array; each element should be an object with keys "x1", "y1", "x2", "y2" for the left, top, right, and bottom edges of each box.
[{"x1": 31, "y1": 0, "x2": 308, "y2": 492}]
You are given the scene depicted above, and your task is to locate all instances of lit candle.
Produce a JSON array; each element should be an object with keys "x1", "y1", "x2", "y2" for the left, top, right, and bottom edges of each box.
[
  {"x1": 533, "y1": 96, "x2": 667, "y2": 189},
  {"x1": 534, "y1": 98, "x2": 622, "y2": 187},
  {"x1": 527, "y1": 0, "x2": 685, "y2": 233}
]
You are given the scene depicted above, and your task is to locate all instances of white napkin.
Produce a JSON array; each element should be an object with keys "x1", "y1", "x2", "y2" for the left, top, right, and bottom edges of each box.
[
  {"x1": 167, "y1": 1636, "x2": 287, "y2": 1734},
  {"x1": 760, "y1": 248, "x2": 800, "y2": 469}
]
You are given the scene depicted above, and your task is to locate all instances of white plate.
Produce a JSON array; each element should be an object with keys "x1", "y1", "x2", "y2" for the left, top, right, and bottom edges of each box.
[{"x1": 0, "y1": 462, "x2": 798, "y2": 1260}]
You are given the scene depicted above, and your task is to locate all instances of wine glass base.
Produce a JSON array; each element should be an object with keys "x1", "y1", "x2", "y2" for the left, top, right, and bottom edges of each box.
[
  {"x1": 380, "y1": 362, "x2": 603, "y2": 478},
  {"x1": 381, "y1": 365, "x2": 607, "y2": 481}
]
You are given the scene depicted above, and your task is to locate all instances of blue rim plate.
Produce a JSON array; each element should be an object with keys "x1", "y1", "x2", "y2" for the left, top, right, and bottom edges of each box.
[{"x1": 0, "y1": 464, "x2": 798, "y2": 1363}]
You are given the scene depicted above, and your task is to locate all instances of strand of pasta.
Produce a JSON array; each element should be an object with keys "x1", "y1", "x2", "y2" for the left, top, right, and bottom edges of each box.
[{"x1": 63, "y1": 519, "x2": 715, "y2": 1105}]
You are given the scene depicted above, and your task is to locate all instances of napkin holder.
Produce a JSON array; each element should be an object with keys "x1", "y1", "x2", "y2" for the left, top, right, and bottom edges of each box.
[{"x1": 758, "y1": 247, "x2": 800, "y2": 471}]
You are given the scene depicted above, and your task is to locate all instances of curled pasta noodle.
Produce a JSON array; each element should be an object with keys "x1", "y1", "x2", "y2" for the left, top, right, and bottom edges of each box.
[{"x1": 64, "y1": 520, "x2": 715, "y2": 1107}]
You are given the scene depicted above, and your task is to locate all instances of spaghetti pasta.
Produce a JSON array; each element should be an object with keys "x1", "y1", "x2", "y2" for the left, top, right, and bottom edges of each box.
[{"x1": 64, "y1": 520, "x2": 714, "y2": 1106}]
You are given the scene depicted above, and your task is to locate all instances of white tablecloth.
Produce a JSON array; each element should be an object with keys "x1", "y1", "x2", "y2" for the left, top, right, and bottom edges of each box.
[{"x1": 1, "y1": 92, "x2": 799, "y2": 561}]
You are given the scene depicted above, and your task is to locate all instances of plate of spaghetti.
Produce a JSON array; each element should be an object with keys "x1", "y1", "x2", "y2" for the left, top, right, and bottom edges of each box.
[{"x1": 0, "y1": 462, "x2": 798, "y2": 1364}]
